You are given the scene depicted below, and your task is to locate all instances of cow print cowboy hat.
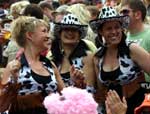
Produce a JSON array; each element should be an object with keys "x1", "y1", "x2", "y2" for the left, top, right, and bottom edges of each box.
[
  {"x1": 54, "y1": 13, "x2": 88, "y2": 39},
  {"x1": 89, "y1": 6, "x2": 130, "y2": 33}
]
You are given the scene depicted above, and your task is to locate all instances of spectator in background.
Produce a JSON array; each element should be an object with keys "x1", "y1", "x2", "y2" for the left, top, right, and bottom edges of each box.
[
  {"x1": 0, "y1": 9, "x2": 13, "y2": 67},
  {"x1": 52, "y1": 4, "x2": 69, "y2": 23},
  {"x1": 120, "y1": 0, "x2": 150, "y2": 82},
  {"x1": 39, "y1": 1, "x2": 55, "y2": 21},
  {"x1": 105, "y1": 0, "x2": 121, "y2": 7},
  {"x1": 86, "y1": 5, "x2": 101, "y2": 48},
  {"x1": 0, "y1": 9, "x2": 8, "y2": 20},
  {"x1": 10, "y1": 1, "x2": 30, "y2": 19},
  {"x1": 142, "y1": 0, "x2": 150, "y2": 16},
  {"x1": 51, "y1": 5, "x2": 69, "y2": 33},
  {"x1": 23, "y1": 4, "x2": 44, "y2": 19},
  {"x1": 0, "y1": 0, "x2": 16, "y2": 9},
  {"x1": 86, "y1": 5, "x2": 99, "y2": 21},
  {"x1": 2, "y1": 0, "x2": 30, "y2": 66}
]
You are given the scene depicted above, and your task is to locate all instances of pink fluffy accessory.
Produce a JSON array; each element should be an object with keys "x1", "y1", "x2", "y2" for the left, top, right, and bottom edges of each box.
[{"x1": 43, "y1": 87, "x2": 98, "y2": 114}]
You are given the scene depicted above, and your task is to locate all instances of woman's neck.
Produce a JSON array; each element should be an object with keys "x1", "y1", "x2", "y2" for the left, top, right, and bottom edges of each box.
[
  {"x1": 61, "y1": 43, "x2": 77, "y2": 58},
  {"x1": 106, "y1": 45, "x2": 118, "y2": 57},
  {"x1": 24, "y1": 46, "x2": 41, "y2": 64}
]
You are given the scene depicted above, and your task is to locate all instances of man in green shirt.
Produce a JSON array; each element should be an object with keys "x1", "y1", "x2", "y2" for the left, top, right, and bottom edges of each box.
[{"x1": 120, "y1": 0, "x2": 150, "y2": 81}]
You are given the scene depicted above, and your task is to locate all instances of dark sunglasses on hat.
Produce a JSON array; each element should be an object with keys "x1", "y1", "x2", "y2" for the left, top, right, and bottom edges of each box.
[{"x1": 120, "y1": 9, "x2": 130, "y2": 15}]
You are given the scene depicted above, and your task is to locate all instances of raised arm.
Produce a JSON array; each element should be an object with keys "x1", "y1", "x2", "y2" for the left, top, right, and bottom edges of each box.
[
  {"x1": 83, "y1": 53, "x2": 96, "y2": 90},
  {"x1": 105, "y1": 90, "x2": 127, "y2": 114}
]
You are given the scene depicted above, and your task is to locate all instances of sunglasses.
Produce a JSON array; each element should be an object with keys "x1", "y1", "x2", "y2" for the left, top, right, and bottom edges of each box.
[{"x1": 120, "y1": 9, "x2": 130, "y2": 15}]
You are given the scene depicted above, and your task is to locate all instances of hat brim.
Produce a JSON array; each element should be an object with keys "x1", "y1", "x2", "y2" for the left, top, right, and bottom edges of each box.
[
  {"x1": 89, "y1": 15, "x2": 130, "y2": 33},
  {"x1": 54, "y1": 22, "x2": 88, "y2": 28},
  {"x1": 53, "y1": 22, "x2": 88, "y2": 39}
]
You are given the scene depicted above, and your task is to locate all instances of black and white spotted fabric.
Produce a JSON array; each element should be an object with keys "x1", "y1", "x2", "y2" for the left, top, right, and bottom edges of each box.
[
  {"x1": 61, "y1": 13, "x2": 80, "y2": 25},
  {"x1": 72, "y1": 57, "x2": 84, "y2": 69},
  {"x1": 60, "y1": 57, "x2": 84, "y2": 86},
  {"x1": 98, "y1": 6, "x2": 117, "y2": 19},
  {"x1": 54, "y1": 13, "x2": 88, "y2": 39},
  {"x1": 98, "y1": 41, "x2": 142, "y2": 86},
  {"x1": 11, "y1": 54, "x2": 58, "y2": 96},
  {"x1": 89, "y1": 6, "x2": 130, "y2": 33}
]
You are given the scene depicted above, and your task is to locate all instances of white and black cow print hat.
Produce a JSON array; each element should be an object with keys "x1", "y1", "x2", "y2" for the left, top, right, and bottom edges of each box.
[
  {"x1": 54, "y1": 13, "x2": 88, "y2": 39},
  {"x1": 89, "y1": 6, "x2": 130, "y2": 33}
]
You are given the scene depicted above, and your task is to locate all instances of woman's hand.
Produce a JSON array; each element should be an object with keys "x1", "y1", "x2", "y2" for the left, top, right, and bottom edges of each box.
[
  {"x1": 1, "y1": 59, "x2": 21, "y2": 85},
  {"x1": 105, "y1": 90, "x2": 127, "y2": 114},
  {"x1": 70, "y1": 65, "x2": 86, "y2": 88},
  {"x1": 7, "y1": 59, "x2": 21, "y2": 76}
]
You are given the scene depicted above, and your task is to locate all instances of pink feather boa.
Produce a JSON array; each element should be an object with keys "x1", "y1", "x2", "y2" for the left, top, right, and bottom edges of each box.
[{"x1": 43, "y1": 87, "x2": 98, "y2": 114}]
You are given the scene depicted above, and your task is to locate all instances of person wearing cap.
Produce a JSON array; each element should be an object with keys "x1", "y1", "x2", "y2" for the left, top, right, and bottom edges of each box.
[
  {"x1": 89, "y1": 6, "x2": 150, "y2": 114},
  {"x1": 51, "y1": 13, "x2": 96, "y2": 91},
  {"x1": 134, "y1": 93, "x2": 150, "y2": 114},
  {"x1": 0, "y1": 9, "x2": 8, "y2": 19}
]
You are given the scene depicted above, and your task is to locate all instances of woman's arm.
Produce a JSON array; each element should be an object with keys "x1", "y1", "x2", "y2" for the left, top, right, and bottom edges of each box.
[
  {"x1": 93, "y1": 56, "x2": 107, "y2": 103},
  {"x1": 130, "y1": 43, "x2": 150, "y2": 74},
  {"x1": 83, "y1": 53, "x2": 96, "y2": 89}
]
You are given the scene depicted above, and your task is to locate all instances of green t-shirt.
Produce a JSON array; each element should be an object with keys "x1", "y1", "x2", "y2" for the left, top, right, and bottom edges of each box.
[
  {"x1": 127, "y1": 26, "x2": 150, "y2": 81},
  {"x1": 127, "y1": 26, "x2": 150, "y2": 50}
]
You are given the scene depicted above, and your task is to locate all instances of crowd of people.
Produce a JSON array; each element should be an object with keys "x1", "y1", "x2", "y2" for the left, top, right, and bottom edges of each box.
[{"x1": 0, "y1": 0, "x2": 150, "y2": 114}]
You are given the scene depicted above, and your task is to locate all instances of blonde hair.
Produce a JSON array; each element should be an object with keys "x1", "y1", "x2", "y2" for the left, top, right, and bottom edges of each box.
[
  {"x1": 11, "y1": 16, "x2": 49, "y2": 47},
  {"x1": 66, "y1": 4, "x2": 91, "y2": 25},
  {"x1": 10, "y1": 1, "x2": 30, "y2": 19}
]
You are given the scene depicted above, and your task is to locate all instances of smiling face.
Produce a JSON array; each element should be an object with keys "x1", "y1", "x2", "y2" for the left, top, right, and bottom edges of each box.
[
  {"x1": 60, "y1": 27, "x2": 80, "y2": 45},
  {"x1": 99, "y1": 20, "x2": 122, "y2": 47},
  {"x1": 29, "y1": 24, "x2": 52, "y2": 51}
]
